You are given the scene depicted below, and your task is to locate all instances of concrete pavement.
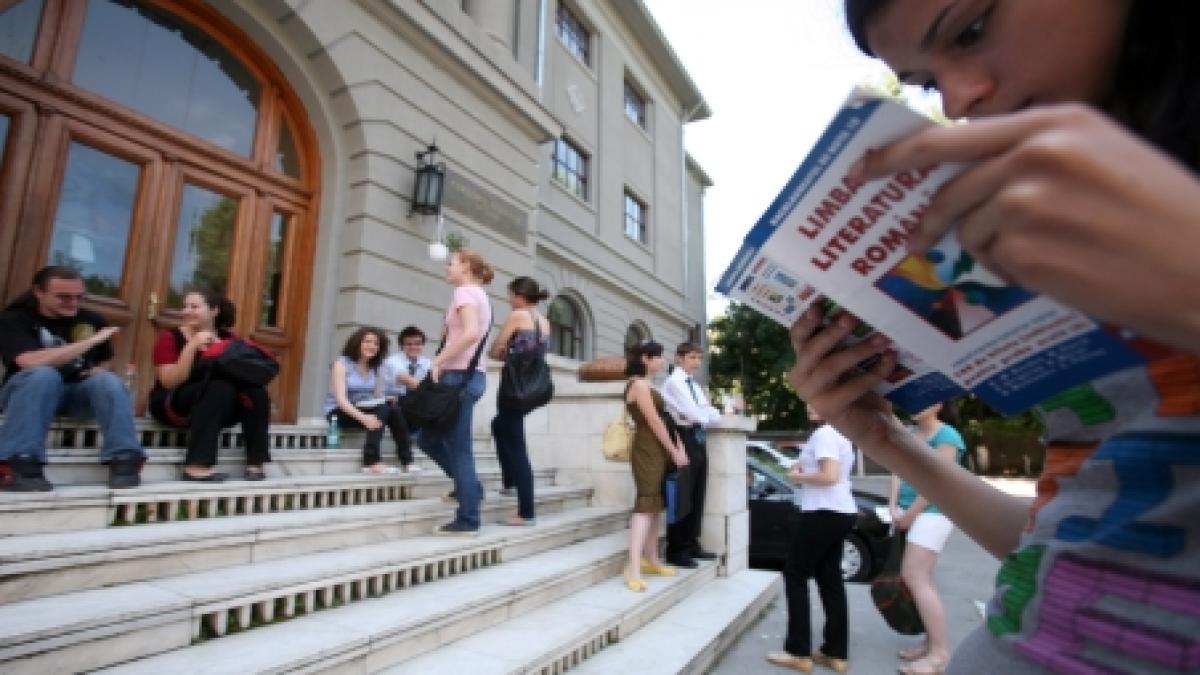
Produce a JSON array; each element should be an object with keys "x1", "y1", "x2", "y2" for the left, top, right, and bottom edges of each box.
[{"x1": 710, "y1": 475, "x2": 1033, "y2": 674}]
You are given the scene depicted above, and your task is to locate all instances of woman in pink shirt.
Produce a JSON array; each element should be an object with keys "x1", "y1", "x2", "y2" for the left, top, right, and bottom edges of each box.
[{"x1": 423, "y1": 249, "x2": 493, "y2": 536}]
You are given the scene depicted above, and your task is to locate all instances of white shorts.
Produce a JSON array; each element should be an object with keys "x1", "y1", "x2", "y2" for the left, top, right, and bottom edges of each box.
[{"x1": 907, "y1": 512, "x2": 954, "y2": 553}]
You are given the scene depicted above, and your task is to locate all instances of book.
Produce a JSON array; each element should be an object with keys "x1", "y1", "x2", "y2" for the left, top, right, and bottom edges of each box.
[{"x1": 716, "y1": 88, "x2": 1148, "y2": 415}]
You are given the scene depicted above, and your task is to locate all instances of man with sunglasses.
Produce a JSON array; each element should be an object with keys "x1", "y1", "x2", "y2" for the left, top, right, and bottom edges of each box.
[{"x1": 0, "y1": 266, "x2": 145, "y2": 491}]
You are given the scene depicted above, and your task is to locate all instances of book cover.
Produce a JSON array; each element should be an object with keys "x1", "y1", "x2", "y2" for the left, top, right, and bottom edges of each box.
[{"x1": 717, "y1": 89, "x2": 1146, "y2": 414}]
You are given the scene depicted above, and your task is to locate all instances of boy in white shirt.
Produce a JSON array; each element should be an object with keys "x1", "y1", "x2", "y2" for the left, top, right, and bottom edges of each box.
[
  {"x1": 660, "y1": 342, "x2": 722, "y2": 567},
  {"x1": 381, "y1": 326, "x2": 432, "y2": 473}
]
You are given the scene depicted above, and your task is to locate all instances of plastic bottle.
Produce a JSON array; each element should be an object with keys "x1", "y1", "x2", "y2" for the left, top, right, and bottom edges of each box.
[
  {"x1": 124, "y1": 364, "x2": 137, "y2": 393},
  {"x1": 327, "y1": 415, "x2": 340, "y2": 448}
]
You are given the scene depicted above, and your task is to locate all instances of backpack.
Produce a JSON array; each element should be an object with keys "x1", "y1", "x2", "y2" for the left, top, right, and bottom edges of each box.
[{"x1": 198, "y1": 338, "x2": 280, "y2": 387}]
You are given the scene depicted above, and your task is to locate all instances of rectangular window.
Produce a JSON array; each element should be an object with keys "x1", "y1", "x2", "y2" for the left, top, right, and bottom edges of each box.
[
  {"x1": 552, "y1": 138, "x2": 588, "y2": 201},
  {"x1": 624, "y1": 81, "x2": 646, "y2": 128},
  {"x1": 556, "y1": 3, "x2": 590, "y2": 65},
  {"x1": 624, "y1": 190, "x2": 647, "y2": 243}
]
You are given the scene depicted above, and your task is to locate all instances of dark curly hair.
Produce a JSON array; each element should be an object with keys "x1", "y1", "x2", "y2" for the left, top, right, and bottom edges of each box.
[{"x1": 342, "y1": 326, "x2": 389, "y2": 370}]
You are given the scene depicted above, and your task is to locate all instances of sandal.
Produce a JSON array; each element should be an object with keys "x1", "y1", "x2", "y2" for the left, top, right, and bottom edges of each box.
[
  {"x1": 639, "y1": 559, "x2": 678, "y2": 576},
  {"x1": 898, "y1": 654, "x2": 948, "y2": 675},
  {"x1": 497, "y1": 515, "x2": 536, "y2": 526},
  {"x1": 623, "y1": 576, "x2": 647, "y2": 592},
  {"x1": 898, "y1": 645, "x2": 928, "y2": 661}
]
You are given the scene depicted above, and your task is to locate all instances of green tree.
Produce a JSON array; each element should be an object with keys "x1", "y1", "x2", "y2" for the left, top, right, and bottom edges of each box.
[{"x1": 706, "y1": 302, "x2": 806, "y2": 431}]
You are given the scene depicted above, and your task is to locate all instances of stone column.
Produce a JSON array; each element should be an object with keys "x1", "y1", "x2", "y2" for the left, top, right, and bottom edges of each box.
[{"x1": 701, "y1": 415, "x2": 756, "y2": 576}]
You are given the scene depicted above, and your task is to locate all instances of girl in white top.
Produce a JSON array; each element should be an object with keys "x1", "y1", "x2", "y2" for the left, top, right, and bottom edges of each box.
[{"x1": 768, "y1": 407, "x2": 857, "y2": 673}]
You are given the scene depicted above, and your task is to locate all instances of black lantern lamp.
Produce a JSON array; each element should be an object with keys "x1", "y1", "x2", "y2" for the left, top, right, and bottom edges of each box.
[{"x1": 410, "y1": 144, "x2": 445, "y2": 216}]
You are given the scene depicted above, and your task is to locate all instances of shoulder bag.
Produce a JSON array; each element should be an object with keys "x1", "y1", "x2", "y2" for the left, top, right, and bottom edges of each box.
[
  {"x1": 497, "y1": 311, "x2": 554, "y2": 413},
  {"x1": 402, "y1": 325, "x2": 490, "y2": 434},
  {"x1": 869, "y1": 530, "x2": 926, "y2": 635}
]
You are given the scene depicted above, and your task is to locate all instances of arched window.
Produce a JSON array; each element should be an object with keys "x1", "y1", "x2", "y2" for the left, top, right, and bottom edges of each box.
[
  {"x1": 548, "y1": 295, "x2": 584, "y2": 359},
  {"x1": 0, "y1": 0, "x2": 319, "y2": 420},
  {"x1": 624, "y1": 322, "x2": 649, "y2": 350}
]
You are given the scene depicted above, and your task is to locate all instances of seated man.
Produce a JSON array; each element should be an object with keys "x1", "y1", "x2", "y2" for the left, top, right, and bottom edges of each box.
[
  {"x1": 0, "y1": 266, "x2": 145, "y2": 491},
  {"x1": 381, "y1": 325, "x2": 432, "y2": 474}
]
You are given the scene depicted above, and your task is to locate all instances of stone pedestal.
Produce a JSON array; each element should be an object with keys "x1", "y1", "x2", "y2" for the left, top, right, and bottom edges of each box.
[{"x1": 702, "y1": 415, "x2": 755, "y2": 575}]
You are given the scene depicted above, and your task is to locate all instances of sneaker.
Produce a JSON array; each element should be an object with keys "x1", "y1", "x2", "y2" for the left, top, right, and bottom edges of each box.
[
  {"x1": 1, "y1": 453, "x2": 53, "y2": 492},
  {"x1": 432, "y1": 521, "x2": 479, "y2": 537},
  {"x1": 497, "y1": 487, "x2": 516, "y2": 497},
  {"x1": 106, "y1": 450, "x2": 144, "y2": 489},
  {"x1": 441, "y1": 490, "x2": 458, "y2": 503},
  {"x1": 402, "y1": 464, "x2": 423, "y2": 474}
]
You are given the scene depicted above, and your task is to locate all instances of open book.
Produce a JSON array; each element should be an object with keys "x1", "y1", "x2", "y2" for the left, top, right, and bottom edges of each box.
[{"x1": 716, "y1": 89, "x2": 1148, "y2": 415}]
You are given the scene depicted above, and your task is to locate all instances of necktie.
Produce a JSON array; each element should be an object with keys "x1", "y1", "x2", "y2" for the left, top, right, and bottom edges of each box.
[
  {"x1": 686, "y1": 377, "x2": 699, "y2": 403},
  {"x1": 409, "y1": 360, "x2": 418, "y2": 376}
]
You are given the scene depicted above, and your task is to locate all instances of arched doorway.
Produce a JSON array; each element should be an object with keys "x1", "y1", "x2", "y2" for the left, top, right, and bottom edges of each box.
[{"x1": 0, "y1": 0, "x2": 319, "y2": 420}]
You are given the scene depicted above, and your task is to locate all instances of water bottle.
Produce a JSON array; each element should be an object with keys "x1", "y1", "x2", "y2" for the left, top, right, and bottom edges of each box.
[
  {"x1": 124, "y1": 365, "x2": 137, "y2": 393},
  {"x1": 326, "y1": 415, "x2": 340, "y2": 448}
]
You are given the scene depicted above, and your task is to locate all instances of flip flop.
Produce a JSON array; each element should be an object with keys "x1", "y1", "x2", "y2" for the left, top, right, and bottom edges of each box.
[{"x1": 898, "y1": 654, "x2": 948, "y2": 675}]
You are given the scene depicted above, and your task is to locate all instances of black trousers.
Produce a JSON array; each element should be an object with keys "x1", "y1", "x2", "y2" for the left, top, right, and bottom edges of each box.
[
  {"x1": 666, "y1": 424, "x2": 707, "y2": 558},
  {"x1": 331, "y1": 403, "x2": 413, "y2": 466},
  {"x1": 154, "y1": 377, "x2": 271, "y2": 468},
  {"x1": 782, "y1": 509, "x2": 857, "y2": 659}
]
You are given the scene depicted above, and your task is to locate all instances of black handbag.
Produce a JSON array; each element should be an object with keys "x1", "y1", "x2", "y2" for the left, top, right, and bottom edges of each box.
[
  {"x1": 497, "y1": 314, "x2": 553, "y2": 413},
  {"x1": 197, "y1": 338, "x2": 279, "y2": 387},
  {"x1": 869, "y1": 530, "x2": 926, "y2": 635},
  {"x1": 401, "y1": 325, "x2": 490, "y2": 434}
]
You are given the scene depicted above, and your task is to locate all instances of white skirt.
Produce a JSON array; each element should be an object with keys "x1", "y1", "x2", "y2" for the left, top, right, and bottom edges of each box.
[{"x1": 907, "y1": 512, "x2": 954, "y2": 553}]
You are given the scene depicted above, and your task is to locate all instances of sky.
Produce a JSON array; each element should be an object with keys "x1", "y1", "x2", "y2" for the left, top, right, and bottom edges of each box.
[{"x1": 641, "y1": 1, "x2": 886, "y2": 318}]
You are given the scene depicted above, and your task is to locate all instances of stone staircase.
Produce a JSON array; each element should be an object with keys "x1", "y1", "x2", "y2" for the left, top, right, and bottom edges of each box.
[{"x1": 0, "y1": 413, "x2": 777, "y2": 673}]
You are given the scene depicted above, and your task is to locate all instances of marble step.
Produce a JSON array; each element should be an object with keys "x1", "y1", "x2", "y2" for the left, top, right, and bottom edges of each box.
[
  {"x1": 0, "y1": 507, "x2": 627, "y2": 674},
  {"x1": 0, "y1": 484, "x2": 591, "y2": 603},
  {"x1": 41, "y1": 444, "x2": 502, "y2": 486},
  {"x1": 0, "y1": 467, "x2": 550, "y2": 536},
  {"x1": 95, "y1": 531, "x2": 634, "y2": 675},
  {"x1": 379, "y1": 559, "x2": 722, "y2": 675},
  {"x1": 568, "y1": 569, "x2": 780, "y2": 675}
]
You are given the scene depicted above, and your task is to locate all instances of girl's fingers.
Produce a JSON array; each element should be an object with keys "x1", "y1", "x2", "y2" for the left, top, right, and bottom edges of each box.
[{"x1": 851, "y1": 107, "x2": 1064, "y2": 183}]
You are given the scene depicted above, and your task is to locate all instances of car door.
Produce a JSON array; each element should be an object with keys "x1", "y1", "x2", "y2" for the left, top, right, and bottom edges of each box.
[{"x1": 748, "y1": 462, "x2": 801, "y2": 562}]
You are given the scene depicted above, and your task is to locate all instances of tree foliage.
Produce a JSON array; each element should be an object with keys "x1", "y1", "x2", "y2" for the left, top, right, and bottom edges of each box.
[{"x1": 706, "y1": 302, "x2": 806, "y2": 431}]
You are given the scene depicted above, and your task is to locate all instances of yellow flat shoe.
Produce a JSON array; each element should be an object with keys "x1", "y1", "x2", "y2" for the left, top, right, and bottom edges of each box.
[
  {"x1": 640, "y1": 559, "x2": 678, "y2": 576},
  {"x1": 624, "y1": 576, "x2": 647, "y2": 592}
]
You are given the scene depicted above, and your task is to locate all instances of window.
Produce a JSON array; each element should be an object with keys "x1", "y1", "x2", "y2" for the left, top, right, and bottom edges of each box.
[
  {"x1": 555, "y1": 3, "x2": 589, "y2": 65},
  {"x1": 623, "y1": 81, "x2": 646, "y2": 128},
  {"x1": 552, "y1": 138, "x2": 588, "y2": 200},
  {"x1": 624, "y1": 323, "x2": 648, "y2": 350},
  {"x1": 73, "y1": 0, "x2": 261, "y2": 156},
  {"x1": 0, "y1": 0, "x2": 43, "y2": 64},
  {"x1": 548, "y1": 295, "x2": 583, "y2": 359},
  {"x1": 624, "y1": 190, "x2": 647, "y2": 243}
]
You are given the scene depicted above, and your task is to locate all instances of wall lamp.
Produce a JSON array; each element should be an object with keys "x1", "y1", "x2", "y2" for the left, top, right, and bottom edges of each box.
[{"x1": 409, "y1": 144, "x2": 445, "y2": 216}]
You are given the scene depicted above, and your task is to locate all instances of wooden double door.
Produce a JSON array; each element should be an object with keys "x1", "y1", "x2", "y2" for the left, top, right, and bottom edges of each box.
[{"x1": 0, "y1": 0, "x2": 320, "y2": 421}]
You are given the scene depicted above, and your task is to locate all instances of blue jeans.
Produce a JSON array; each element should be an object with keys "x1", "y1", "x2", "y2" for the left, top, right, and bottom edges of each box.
[
  {"x1": 0, "y1": 366, "x2": 144, "y2": 462},
  {"x1": 492, "y1": 408, "x2": 535, "y2": 519},
  {"x1": 418, "y1": 369, "x2": 485, "y2": 529}
]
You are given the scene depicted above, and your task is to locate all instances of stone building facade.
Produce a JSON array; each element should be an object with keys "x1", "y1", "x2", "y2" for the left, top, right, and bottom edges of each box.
[{"x1": 0, "y1": 0, "x2": 711, "y2": 421}]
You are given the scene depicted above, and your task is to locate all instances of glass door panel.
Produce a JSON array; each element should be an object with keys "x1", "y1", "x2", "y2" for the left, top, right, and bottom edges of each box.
[
  {"x1": 167, "y1": 183, "x2": 238, "y2": 305},
  {"x1": 259, "y1": 210, "x2": 288, "y2": 328},
  {"x1": 0, "y1": 0, "x2": 42, "y2": 64},
  {"x1": 46, "y1": 141, "x2": 140, "y2": 297},
  {"x1": 73, "y1": 0, "x2": 260, "y2": 155}
]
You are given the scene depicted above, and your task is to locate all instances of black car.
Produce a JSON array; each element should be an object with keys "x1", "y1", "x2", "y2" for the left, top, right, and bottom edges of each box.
[{"x1": 747, "y1": 457, "x2": 893, "y2": 582}]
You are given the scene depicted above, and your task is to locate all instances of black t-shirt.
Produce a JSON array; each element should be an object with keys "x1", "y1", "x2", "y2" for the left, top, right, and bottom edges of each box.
[{"x1": 0, "y1": 305, "x2": 114, "y2": 384}]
